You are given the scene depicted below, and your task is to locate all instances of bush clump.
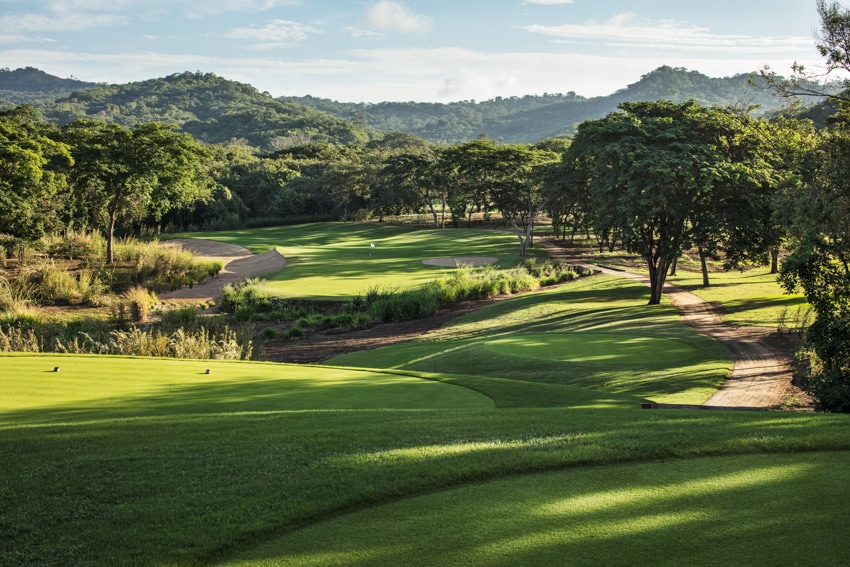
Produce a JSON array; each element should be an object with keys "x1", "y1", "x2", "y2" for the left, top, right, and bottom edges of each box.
[{"x1": 220, "y1": 279, "x2": 273, "y2": 319}]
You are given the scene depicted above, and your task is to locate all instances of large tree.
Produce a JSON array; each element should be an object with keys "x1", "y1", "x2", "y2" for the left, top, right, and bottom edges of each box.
[
  {"x1": 0, "y1": 105, "x2": 71, "y2": 240},
  {"x1": 566, "y1": 101, "x2": 776, "y2": 304},
  {"x1": 63, "y1": 120, "x2": 212, "y2": 263},
  {"x1": 761, "y1": 1, "x2": 850, "y2": 103},
  {"x1": 779, "y1": 110, "x2": 850, "y2": 411},
  {"x1": 488, "y1": 144, "x2": 558, "y2": 256}
]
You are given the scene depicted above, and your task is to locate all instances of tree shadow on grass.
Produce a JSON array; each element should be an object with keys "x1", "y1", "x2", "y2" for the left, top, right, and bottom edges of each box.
[{"x1": 228, "y1": 451, "x2": 850, "y2": 566}]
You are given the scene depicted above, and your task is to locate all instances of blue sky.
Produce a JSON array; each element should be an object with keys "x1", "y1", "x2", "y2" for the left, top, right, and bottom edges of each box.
[{"x1": 0, "y1": 0, "x2": 831, "y2": 102}]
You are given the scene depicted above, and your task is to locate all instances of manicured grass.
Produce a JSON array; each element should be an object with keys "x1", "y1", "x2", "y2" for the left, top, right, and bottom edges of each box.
[
  {"x1": 0, "y1": 354, "x2": 492, "y2": 424},
  {"x1": 4, "y1": 229, "x2": 844, "y2": 566},
  {"x1": 668, "y1": 266, "x2": 809, "y2": 327},
  {"x1": 172, "y1": 223, "x2": 541, "y2": 299},
  {"x1": 2, "y1": 399, "x2": 849, "y2": 566},
  {"x1": 223, "y1": 451, "x2": 850, "y2": 566},
  {"x1": 329, "y1": 275, "x2": 731, "y2": 405}
]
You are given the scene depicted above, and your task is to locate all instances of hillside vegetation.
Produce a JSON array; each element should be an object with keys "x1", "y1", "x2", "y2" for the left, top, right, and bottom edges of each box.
[
  {"x1": 0, "y1": 66, "x2": 97, "y2": 107},
  {"x1": 35, "y1": 72, "x2": 376, "y2": 151},
  {"x1": 1, "y1": 65, "x2": 823, "y2": 145},
  {"x1": 282, "y1": 66, "x2": 805, "y2": 142}
]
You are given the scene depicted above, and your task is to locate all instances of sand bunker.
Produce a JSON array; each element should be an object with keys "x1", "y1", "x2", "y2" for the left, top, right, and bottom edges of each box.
[{"x1": 422, "y1": 257, "x2": 498, "y2": 267}]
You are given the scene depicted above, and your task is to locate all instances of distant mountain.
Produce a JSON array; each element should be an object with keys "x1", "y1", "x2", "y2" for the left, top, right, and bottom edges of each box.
[
  {"x1": 281, "y1": 66, "x2": 810, "y2": 143},
  {"x1": 36, "y1": 72, "x2": 375, "y2": 150},
  {"x1": 0, "y1": 67, "x2": 98, "y2": 106},
  {"x1": 6, "y1": 65, "x2": 831, "y2": 147}
]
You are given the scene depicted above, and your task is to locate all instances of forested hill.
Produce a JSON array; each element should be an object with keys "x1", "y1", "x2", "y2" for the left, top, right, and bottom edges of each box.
[
  {"x1": 36, "y1": 72, "x2": 375, "y2": 151},
  {"x1": 282, "y1": 66, "x2": 798, "y2": 143},
  {"x1": 0, "y1": 67, "x2": 98, "y2": 106}
]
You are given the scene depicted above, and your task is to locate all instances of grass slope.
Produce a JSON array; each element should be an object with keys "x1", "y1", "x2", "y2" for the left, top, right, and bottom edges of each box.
[
  {"x1": 224, "y1": 451, "x2": 850, "y2": 566},
  {"x1": 173, "y1": 223, "x2": 541, "y2": 299},
  {"x1": 330, "y1": 275, "x2": 731, "y2": 405}
]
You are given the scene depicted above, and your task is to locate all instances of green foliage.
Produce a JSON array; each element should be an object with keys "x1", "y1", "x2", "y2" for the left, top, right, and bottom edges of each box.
[
  {"x1": 566, "y1": 101, "x2": 779, "y2": 304},
  {"x1": 34, "y1": 262, "x2": 108, "y2": 306},
  {"x1": 220, "y1": 278, "x2": 273, "y2": 318},
  {"x1": 778, "y1": 111, "x2": 850, "y2": 412},
  {"x1": 283, "y1": 66, "x2": 794, "y2": 143},
  {"x1": 0, "y1": 105, "x2": 72, "y2": 240},
  {"x1": 121, "y1": 286, "x2": 157, "y2": 323},
  {"x1": 41, "y1": 230, "x2": 105, "y2": 263},
  {"x1": 41, "y1": 72, "x2": 374, "y2": 150}
]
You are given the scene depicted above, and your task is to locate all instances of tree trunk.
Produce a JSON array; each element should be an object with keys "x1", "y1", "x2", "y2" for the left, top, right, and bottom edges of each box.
[
  {"x1": 647, "y1": 257, "x2": 671, "y2": 305},
  {"x1": 670, "y1": 256, "x2": 678, "y2": 276},
  {"x1": 770, "y1": 246, "x2": 779, "y2": 274},
  {"x1": 106, "y1": 212, "x2": 117, "y2": 265},
  {"x1": 699, "y1": 247, "x2": 710, "y2": 287}
]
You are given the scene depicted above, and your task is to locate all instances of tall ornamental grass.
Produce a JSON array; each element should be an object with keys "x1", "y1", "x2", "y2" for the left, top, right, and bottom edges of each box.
[
  {"x1": 359, "y1": 261, "x2": 583, "y2": 322},
  {"x1": 113, "y1": 238, "x2": 223, "y2": 290}
]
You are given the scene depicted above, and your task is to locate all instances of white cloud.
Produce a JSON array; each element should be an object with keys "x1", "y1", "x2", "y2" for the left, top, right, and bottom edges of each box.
[
  {"x1": 183, "y1": 0, "x2": 301, "y2": 18},
  {"x1": 519, "y1": 12, "x2": 814, "y2": 53},
  {"x1": 225, "y1": 19, "x2": 324, "y2": 45},
  {"x1": 522, "y1": 0, "x2": 575, "y2": 5},
  {"x1": 0, "y1": 12, "x2": 128, "y2": 33},
  {"x1": 345, "y1": 26, "x2": 382, "y2": 39},
  {"x1": 367, "y1": 0, "x2": 432, "y2": 33}
]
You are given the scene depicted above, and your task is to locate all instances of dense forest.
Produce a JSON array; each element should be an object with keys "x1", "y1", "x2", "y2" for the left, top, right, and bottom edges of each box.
[
  {"x1": 0, "y1": 66, "x2": 98, "y2": 107},
  {"x1": 0, "y1": 65, "x2": 822, "y2": 147},
  {"x1": 1, "y1": 71, "x2": 376, "y2": 151},
  {"x1": 282, "y1": 66, "x2": 807, "y2": 143}
]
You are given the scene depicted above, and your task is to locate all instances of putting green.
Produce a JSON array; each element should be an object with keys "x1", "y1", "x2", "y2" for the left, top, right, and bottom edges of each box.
[
  {"x1": 483, "y1": 333, "x2": 702, "y2": 365},
  {"x1": 0, "y1": 354, "x2": 493, "y2": 424}
]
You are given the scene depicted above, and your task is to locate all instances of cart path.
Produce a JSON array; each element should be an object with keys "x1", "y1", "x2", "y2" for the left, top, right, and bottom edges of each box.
[
  {"x1": 539, "y1": 241, "x2": 794, "y2": 409},
  {"x1": 159, "y1": 238, "x2": 287, "y2": 303}
]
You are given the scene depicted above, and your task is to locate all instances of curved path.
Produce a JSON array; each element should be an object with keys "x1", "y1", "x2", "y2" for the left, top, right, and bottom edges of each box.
[
  {"x1": 160, "y1": 238, "x2": 287, "y2": 303},
  {"x1": 538, "y1": 241, "x2": 794, "y2": 409}
]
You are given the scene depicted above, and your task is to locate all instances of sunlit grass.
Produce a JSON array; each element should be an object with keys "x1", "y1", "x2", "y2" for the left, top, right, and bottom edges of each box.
[
  {"x1": 170, "y1": 223, "x2": 541, "y2": 299},
  {"x1": 0, "y1": 354, "x2": 492, "y2": 424},
  {"x1": 668, "y1": 266, "x2": 809, "y2": 327},
  {"x1": 223, "y1": 451, "x2": 850, "y2": 566},
  {"x1": 2, "y1": 403, "x2": 849, "y2": 566},
  {"x1": 329, "y1": 275, "x2": 731, "y2": 404}
]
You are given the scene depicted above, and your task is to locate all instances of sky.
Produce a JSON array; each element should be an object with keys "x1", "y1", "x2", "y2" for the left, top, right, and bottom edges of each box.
[{"x1": 0, "y1": 0, "x2": 835, "y2": 102}]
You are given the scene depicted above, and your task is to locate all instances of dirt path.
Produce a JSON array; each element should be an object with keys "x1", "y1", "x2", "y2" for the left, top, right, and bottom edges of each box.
[
  {"x1": 538, "y1": 240, "x2": 798, "y2": 409},
  {"x1": 160, "y1": 238, "x2": 287, "y2": 304}
]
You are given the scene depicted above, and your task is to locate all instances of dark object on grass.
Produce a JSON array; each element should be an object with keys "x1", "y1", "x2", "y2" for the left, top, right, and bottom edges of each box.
[
  {"x1": 205, "y1": 369, "x2": 211, "y2": 374},
  {"x1": 53, "y1": 367, "x2": 59, "y2": 372}
]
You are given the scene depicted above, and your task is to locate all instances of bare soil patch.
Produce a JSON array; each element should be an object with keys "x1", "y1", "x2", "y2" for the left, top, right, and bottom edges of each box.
[{"x1": 160, "y1": 238, "x2": 287, "y2": 304}]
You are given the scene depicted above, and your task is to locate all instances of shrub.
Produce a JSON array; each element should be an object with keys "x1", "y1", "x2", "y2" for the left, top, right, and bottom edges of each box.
[
  {"x1": 0, "y1": 275, "x2": 37, "y2": 314},
  {"x1": 43, "y1": 231, "x2": 106, "y2": 263},
  {"x1": 220, "y1": 279, "x2": 273, "y2": 316},
  {"x1": 122, "y1": 286, "x2": 158, "y2": 323},
  {"x1": 284, "y1": 326, "x2": 304, "y2": 339}
]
